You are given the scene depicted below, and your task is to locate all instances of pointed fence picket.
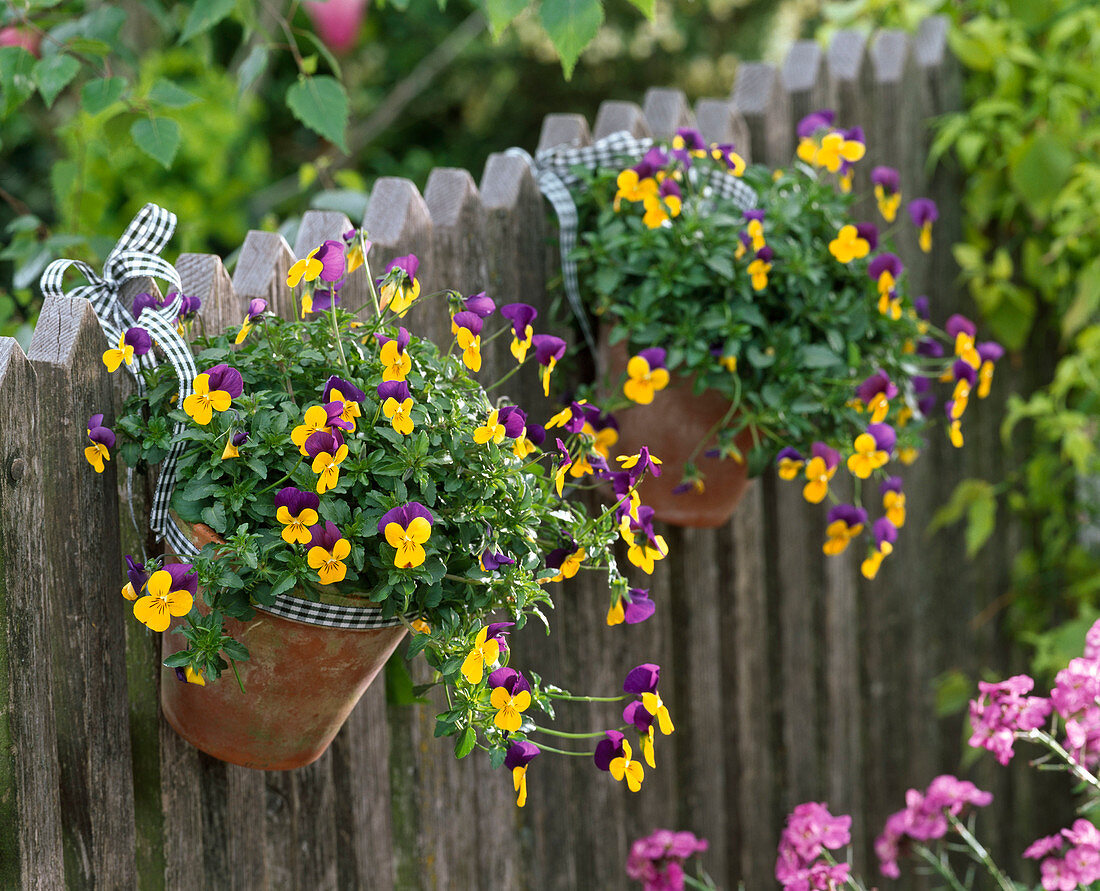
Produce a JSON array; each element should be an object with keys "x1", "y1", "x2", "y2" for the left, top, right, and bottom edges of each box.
[{"x1": 0, "y1": 17, "x2": 1070, "y2": 889}]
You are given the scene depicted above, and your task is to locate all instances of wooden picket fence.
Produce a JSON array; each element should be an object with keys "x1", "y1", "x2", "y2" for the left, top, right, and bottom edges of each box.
[{"x1": 0, "y1": 17, "x2": 1068, "y2": 890}]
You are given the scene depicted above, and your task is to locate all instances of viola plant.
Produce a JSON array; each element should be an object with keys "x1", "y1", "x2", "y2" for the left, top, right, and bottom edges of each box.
[
  {"x1": 89, "y1": 231, "x2": 677, "y2": 806},
  {"x1": 572, "y1": 111, "x2": 1003, "y2": 574},
  {"x1": 776, "y1": 619, "x2": 1100, "y2": 890}
]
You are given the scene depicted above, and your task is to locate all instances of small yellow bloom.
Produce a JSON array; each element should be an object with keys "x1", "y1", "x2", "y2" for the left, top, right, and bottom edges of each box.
[
  {"x1": 884, "y1": 491, "x2": 906, "y2": 529},
  {"x1": 380, "y1": 340, "x2": 412, "y2": 381},
  {"x1": 861, "y1": 549, "x2": 886, "y2": 579},
  {"x1": 287, "y1": 252, "x2": 323, "y2": 288},
  {"x1": 978, "y1": 362, "x2": 994, "y2": 399},
  {"x1": 491, "y1": 685, "x2": 531, "y2": 733},
  {"x1": 641, "y1": 691, "x2": 674, "y2": 736},
  {"x1": 748, "y1": 258, "x2": 771, "y2": 292},
  {"x1": 948, "y1": 420, "x2": 963, "y2": 448},
  {"x1": 846, "y1": 433, "x2": 889, "y2": 479},
  {"x1": 460, "y1": 627, "x2": 500, "y2": 684},
  {"x1": 410, "y1": 618, "x2": 431, "y2": 635},
  {"x1": 380, "y1": 278, "x2": 420, "y2": 317},
  {"x1": 473, "y1": 409, "x2": 506, "y2": 445},
  {"x1": 815, "y1": 131, "x2": 865, "y2": 173},
  {"x1": 456, "y1": 327, "x2": 482, "y2": 372},
  {"x1": 609, "y1": 738, "x2": 644, "y2": 792},
  {"x1": 84, "y1": 441, "x2": 110, "y2": 473},
  {"x1": 292, "y1": 405, "x2": 338, "y2": 456},
  {"x1": 308, "y1": 537, "x2": 351, "y2": 585},
  {"x1": 102, "y1": 332, "x2": 135, "y2": 372},
  {"x1": 133, "y1": 569, "x2": 194, "y2": 633},
  {"x1": 513, "y1": 765, "x2": 530, "y2": 808},
  {"x1": 875, "y1": 186, "x2": 902, "y2": 223},
  {"x1": 234, "y1": 319, "x2": 252, "y2": 345},
  {"x1": 802, "y1": 457, "x2": 836, "y2": 504},
  {"x1": 746, "y1": 218, "x2": 765, "y2": 251},
  {"x1": 613, "y1": 169, "x2": 659, "y2": 210},
  {"x1": 383, "y1": 397, "x2": 415, "y2": 436},
  {"x1": 607, "y1": 596, "x2": 625, "y2": 626},
  {"x1": 276, "y1": 505, "x2": 319, "y2": 545},
  {"x1": 182, "y1": 373, "x2": 233, "y2": 426},
  {"x1": 511, "y1": 325, "x2": 533, "y2": 364},
  {"x1": 824, "y1": 519, "x2": 864, "y2": 555},
  {"x1": 384, "y1": 516, "x2": 431, "y2": 568},
  {"x1": 311, "y1": 444, "x2": 349, "y2": 494},
  {"x1": 183, "y1": 665, "x2": 206, "y2": 686},
  {"x1": 623, "y1": 355, "x2": 670, "y2": 405},
  {"x1": 828, "y1": 225, "x2": 870, "y2": 264}
]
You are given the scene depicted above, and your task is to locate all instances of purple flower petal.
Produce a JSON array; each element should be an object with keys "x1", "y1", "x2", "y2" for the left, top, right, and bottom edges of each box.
[
  {"x1": 205, "y1": 364, "x2": 244, "y2": 398},
  {"x1": 868, "y1": 253, "x2": 903, "y2": 281},
  {"x1": 308, "y1": 520, "x2": 343, "y2": 551},
  {"x1": 498, "y1": 405, "x2": 527, "y2": 439},
  {"x1": 946, "y1": 314, "x2": 976, "y2": 338},
  {"x1": 532, "y1": 334, "x2": 567, "y2": 366},
  {"x1": 464, "y1": 292, "x2": 495, "y2": 317},
  {"x1": 501, "y1": 303, "x2": 538, "y2": 340},
  {"x1": 623, "y1": 663, "x2": 660, "y2": 695},
  {"x1": 637, "y1": 347, "x2": 667, "y2": 371},
  {"x1": 811, "y1": 442, "x2": 840, "y2": 471},
  {"x1": 623, "y1": 700, "x2": 654, "y2": 731},
  {"x1": 303, "y1": 430, "x2": 343, "y2": 459},
  {"x1": 384, "y1": 254, "x2": 419, "y2": 280},
  {"x1": 164, "y1": 563, "x2": 198, "y2": 598},
  {"x1": 867, "y1": 423, "x2": 896, "y2": 453},
  {"x1": 313, "y1": 240, "x2": 346, "y2": 282},
  {"x1": 274, "y1": 486, "x2": 320, "y2": 515},
  {"x1": 323, "y1": 376, "x2": 366, "y2": 404},
  {"x1": 377, "y1": 380, "x2": 411, "y2": 403},
  {"x1": 874, "y1": 517, "x2": 899, "y2": 549},
  {"x1": 871, "y1": 166, "x2": 900, "y2": 192},
  {"x1": 827, "y1": 504, "x2": 867, "y2": 528},
  {"x1": 124, "y1": 326, "x2": 152, "y2": 356},
  {"x1": 594, "y1": 730, "x2": 625, "y2": 771},
  {"x1": 623, "y1": 588, "x2": 655, "y2": 625},
  {"x1": 855, "y1": 223, "x2": 878, "y2": 252},
  {"x1": 908, "y1": 198, "x2": 939, "y2": 226},
  {"x1": 504, "y1": 740, "x2": 540, "y2": 770},
  {"x1": 248, "y1": 298, "x2": 267, "y2": 318},
  {"x1": 452, "y1": 310, "x2": 483, "y2": 335},
  {"x1": 377, "y1": 502, "x2": 434, "y2": 534},
  {"x1": 796, "y1": 109, "x2": 835, "y2": 138},
  {"x1": 488, "y1": 666, "x2": 531, "y2": 696}
]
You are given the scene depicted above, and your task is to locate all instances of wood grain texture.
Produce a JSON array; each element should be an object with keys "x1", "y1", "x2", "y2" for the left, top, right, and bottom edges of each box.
[
  {"x1": 593, "y1": 100, "x2": 652, "y2": 140},
  {"x1": 177, "y1": 253, "x2": 238, "y2": 337},
  {"x1": 642, "y1": 87, "x2": 695, "y2": 138},
  {"x1": 536, "y1": 113, "x2": 591, "y2": 153},
  {"x1": 0, "y1": 338, "x2": 66, "y2": 890},
  {"x1": 731, "y1": 62, "x2": 793, "y2": 163},
  {"x1": 694, "y1": 98, "x2": 750, "y2": 153},
  {"x1": 232, "y1": 231, "x2": 296, "y2": 321},
  {"x1": 28, "y1": 296, "x2": 138, "y2": 889}
]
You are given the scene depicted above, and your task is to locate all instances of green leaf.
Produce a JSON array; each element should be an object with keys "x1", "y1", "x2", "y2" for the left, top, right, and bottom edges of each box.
[
  {"x1": 965, "y1": 486, "x2": 996, "y2": 558},
  {"x1": 622, "y1": 0, "x2": 655, "y2": 18},
  {"x1": 454, "y1": 726, "x2": 476, "y2": 759},
  {"x1": 130, "y1": 117, "x2": 182, "y2": 169},
  {"x1": 1007, "y1": 134, "x2": 1075, "y2": 218},
  {"x1": 800, "y1": 345, "x2": 841, "y2": 369},
  {"x1": 236, "y1": 44, "x2": 268, "y2": 96},
  {"x1": 148, "y1": 79, "x2": 199, "y2": 109},
  {"x1": 538, "y1": 0, "x2": 604, "y2": 80},
  {"x1": 179, "y1": 0, "x2": 237, "y2": 43},
  {"x1": 286, "y1": 75, "x2": 349, "y2": 152},
  {"x1": 482, "y1": 0, "x2": 529, "y2": 35},
  {"x1": 64, "y1": 38, "x2": 112, "y2": 57},
  {"x1": 297, "y1": 31, "x2": 343, "y2": 80},
  {"x1": 80, "y1": 76, "x2": 126, "y2": 114},
  {"x1": 1063, "y1": 257, "x2": 1100, "y2": 341},
  {"x1": 201, "y1": 502, "x2": 228, "y2": 534},
  {"x1": 0, "y1": 47, "x2": 36, "y2": 118},
  {"x1": 33, "y1": 53, "x2": 80, "y2": 109}
]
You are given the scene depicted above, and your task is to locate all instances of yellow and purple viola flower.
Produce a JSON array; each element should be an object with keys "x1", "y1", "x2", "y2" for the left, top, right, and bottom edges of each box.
[
  {"x1": 862, "y1": 517, "x2": 900, "y2": 579},
  {"x1": 488, "y1": 667, "x2": 532, "y2": 733},
  {"x1": 307, "y1": 521, "x2": 351, "y2": 585},
  {"x1": 496, "y1": 405, "x2": 528, "y2": 442},
  {"x1": 342, "y1": 227, "x2": 370, "y2": 274},
  {"x1": 546, "y1": 399, "x2": 589, "y2": 434},
  {"x1": 711, "y1": 141, "x2": 747, "y2": 176},
  {"x1": 552, "y1": 438, "x2": 571, "y2": 496},
  {"x1": 595, "y1": 730, "x2": 644, "y2": 792},
  {"x1": 451, "y1": 310, "x2": 483, "y2": 372},
  {"x1": 613, "y1": 152, "x2": 661, "y2": 210},
  {"x1": 132, "y1": 291, "x2": 167, "y2": 318},
  {"x1": 183, "y1": 364, "x2": 243, "y2": 426},
  {"x1": 624, "y1": 662, "x2": 674, "y2": 736},
  {"x1": 379, "y1": 502, "x2": 434, "y2": 569},
  {"x1": 174, "y1": 665, "x2": 206, "y2": 686},
  {"x1": 744, "y1": 209, "x2": 766, "y2": 251},
  {"x1": 292, "y1": 401, "x2": 352, "y2": 454},
  {"x1": 377, "y1": 327, "x2": 412, "y2": 381},
  {"x1": 460, "y1": 625, "x2": 500, "y2": 684},
  {"x1": 463, "y1": 291, "x2": 495, "y2": 318},
  {"x1": 473, "y1": 408, "x2": 507, "y2": 446},
  {"x1": 748, "y1": 246, "x2": 774, "y2": 292},
  {"x1": 642, "y1": 178, "x2": 683, "y2": 229},
  {"x1": 908, "y1": 198, "x2": 939, "y2": 253},
  {"x1": 607, "y1": 586, "x2": 655, "y2": 627},
  {"x1": 378, "y1": 381, "x2": 415, "y2": 436},
  {"x1": 868, "y1": 253, "x2": 903, "y2": 319},
  {"x1": 823, "y1": 504, "x2": 867, "y2": 555},
  {"x1": 287, "y1": 242, "x2": 334, "y2": 288},
  {"x1": 311, "y1": 280, "x2": 342, "y2": 313},
  {"x1": 220, "y1": 430, "x2": 248, "y2": 460},
  {"x1": 623, "y1": 348, "x2": 670, "y2": 405},
  {"x1": 977, "y1": 341, "x2": 1004, "y2": 398},
  {"x1": 322, "y1": 376, "x2": 366, "y2": 432},
  {"x1": 872, "y1": 166, "x2": 902, "y2": 222},
  {"x1": 121, "y1": 555, "x2": 147, "y2": 601},
  {"x1": 880, "y1": 477, "x2": 906, "y2": 529},
  {"x1": 174, "y1": 293, "x2": 202, "y2": 332},
  {"x1": 500, "y1": 303, "x2": 538, "y2": 363},
  {"x1": 945, "y1": 402, "x2": 964, "y2": 448},
  {"x1": 802, "y1": 442, "x2": 840, "y2": 504},
  {"x1": 814, "y1": 128, "x2": 866, "y2": 173},
  {"x1": 828, "y1": 225, "x2": 872, "y2": 264},
  {"x1": 234, "y1": 298, "x2": 268, "y2": 344},
  {"x1": 795, "y1": 109, "x2": 835, "y2": 164},
  {"x1": 946, "y1": 314, "x2": 981, "y2": 369},
  {"x1": 504, "y1": 741, "x2": 540, "y2": 808},
  {"x1": 274, "y1": 486, "x2": 320, "y2": 545},
  {"x1": 512, "y1": 422, "x2": 544, "y2": 460},
  {"x1": 532, "y1": 334, "x2": 567, "y2": 397},
  {"x1": 480, "y1": 547, "x2": 515, "y2": 573},
  {"x1": 102, "y1": 326, "x2": 152, "y2": 372},
  {"x1": 620, "y1": 507, "x2": 668, "y2": 574},
  {"x1": 304, "y1": 430, "x2": 348, "y2": 494},
  {"x1": 951, "y1": 360, "x2": 978, "y2": 420},
  {"x1": 377, "y1": 254, "x2": 421, "y2": 317},
  {"x1": 545, "y1": 543, "x2": 586, "y2": 583},
  {"x1": 623, "y1": 700, "x2": 659, "y2": 768},
  {"x1": 85, "y1": 414, "x2": 115, "y2": 473},
  {"x1": 133, "y1": 563, "x2": 196, "y2": 633},
  {"x1": 847, "y1": 423, "x2": 895, "y2": 478},
  {"x1": 776, "y1": 447, "x2": 805, "y2": 481},
  {"x1": 856, "y1": 370, "x2": 899, "y2": 424},
  {"x1": 670, "y1": 127, "x2": 707, "y2": 165},
  {"x1": 617, "y1": 446, "x2": 662, "y2": 487}
]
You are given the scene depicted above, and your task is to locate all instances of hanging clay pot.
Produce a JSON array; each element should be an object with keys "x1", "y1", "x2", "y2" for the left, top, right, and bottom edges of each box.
[
  {"x1": 603, "y1": 337, "x2": 756, "y2": 528},
  {"x1": 160, "y1": 521, "x2": 406, "y2": 770}
]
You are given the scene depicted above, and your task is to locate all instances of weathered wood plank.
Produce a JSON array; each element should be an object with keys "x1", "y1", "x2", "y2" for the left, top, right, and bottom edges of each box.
[
  {"x1": 177, "y1": 253, "x2": 238, "y2": 338},
  {"x1": 537, "y1": 113, "x2": 591, "y2": 154},
  {"x1": 232, "y1": 232, "x2": 296, "y2": 321},
  {"x1": 593, "y1": 100, "x2": 652, "y2": 140},
  {"x1": 732, "y1": 62, "x2": 793, "y2": 165},
  {"x1": 28, "y1": 296, "x2": 138, "y2": 889},
  {"x1": 694, "y1": 98, "x2": 750, "y2": 152},
  {"x1": 782, "y1": 39, "x2": 828, "y2": 127},
  {"x1": 0, "y1": 338, "x2": 65, "y2": 890},
  {"x1": 643, "y1": 87, "x2": 695, "y2": 138},
  {"x1": 294, "y1": 752, "x2": 338, "y2": 889},
  {"x1": 295, "y1": 210, "x2": 371, "y2": 315}
]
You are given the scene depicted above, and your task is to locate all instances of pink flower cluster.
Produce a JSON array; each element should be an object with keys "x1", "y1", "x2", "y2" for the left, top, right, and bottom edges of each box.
[
  {"x1": 874, "y1": 775, "x2": 993, "y2": 878},
  {"x1": 968, "y1": 674, "x2": 1051, "y2": 765},
  {"x1": 1025, "y1": 819, "x2": 1100, "y2": 890},
  {"x1": 1051, "y1": 652, "x2": 1100, "y2": 769},
  {"x1": 625, "y1": 829, "x2": 708, "y2": 891},
  {"x1": 775, "y1": 802, "x2": 852, "y2": 890}
]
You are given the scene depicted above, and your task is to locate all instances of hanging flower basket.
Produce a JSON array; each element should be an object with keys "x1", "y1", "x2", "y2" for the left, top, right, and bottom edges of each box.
[{"x1": 160, "y1": 521, "x2": 405, "y2": 770}]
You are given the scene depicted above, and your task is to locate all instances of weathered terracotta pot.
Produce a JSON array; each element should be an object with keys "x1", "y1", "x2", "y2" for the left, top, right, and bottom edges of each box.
[
  {"x1": 603, "y1": 337, "x2": 755, "y2": 528},
  {"x1": 161, "y1": 522, "x2": 406, "y2": 770}
]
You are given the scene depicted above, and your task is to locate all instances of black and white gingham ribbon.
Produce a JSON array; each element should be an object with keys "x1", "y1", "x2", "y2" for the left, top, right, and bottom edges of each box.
[
  {"x1": 43, "y1": 205, "x2": 403, "y2": 630},
  {"x1": 508, "y1": 131, "x2": 759, "y2": 357}
]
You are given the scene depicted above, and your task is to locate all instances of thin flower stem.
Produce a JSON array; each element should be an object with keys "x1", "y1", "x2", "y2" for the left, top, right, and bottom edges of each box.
[
  {"x1": 685, "y1": 374, "x2": 742, "y2": 467},
  {"x1": 524, "y1": 742, "x2": 593, "y2": 757},
  {"x1": 913, "y1": 843, "x2": 967, "y2": 891},
  {"x1": 947, "y1": 814, "x2": 1013, "y2": 891},
  {"x1": 819, "y1": 850, "x2": 869, "y2": 891},
  {"x1": 360, "y1": 231, "x2": 382, "y2": 317},
  {"x1": 1022, "y1": 728, "x2": 1100, "y2": 791},
  {"x1": 545, "y1": 692, "x2": 628, "y2": 703},
  {"x1": 484, "y1": 361, "x2": 524, "y2": 392},
  {"x1": 258, "y1": 456, "x2": 306, "y2": 494},
  {"x1": 530, "y1": 724, "x2": 623, "y2": 740},
  {"x1": 230, "y1": 658, "x2": 246, "y2": 694},
  {"x1": 329, "y1": 302, "x2": 350, "y2": 374}
]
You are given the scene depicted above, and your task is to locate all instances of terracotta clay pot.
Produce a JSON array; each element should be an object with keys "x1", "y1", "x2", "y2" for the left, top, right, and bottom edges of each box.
[
  {"x1": 160, "y1": 522, "x2": 406, "y2": 770},
  {"x1": 604, "y1": 338, "x2": 755, "y2": 528}
]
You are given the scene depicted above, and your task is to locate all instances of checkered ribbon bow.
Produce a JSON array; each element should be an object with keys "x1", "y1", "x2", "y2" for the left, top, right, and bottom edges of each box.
[
  {"x1": 507, "y1": 130, "x2": 759, "y2": 357},
  {"x1": 41, "y1": 204, "x2": 403, "y2": 630}
]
